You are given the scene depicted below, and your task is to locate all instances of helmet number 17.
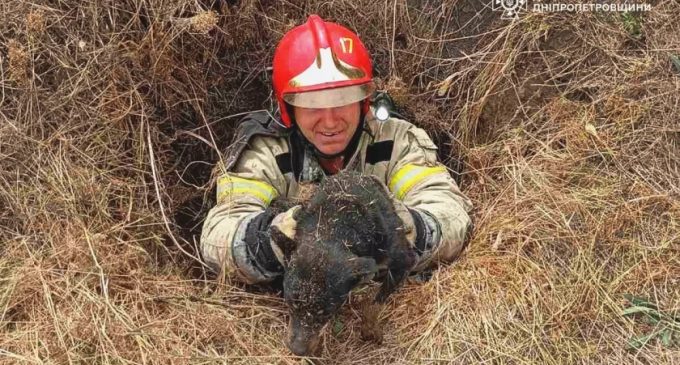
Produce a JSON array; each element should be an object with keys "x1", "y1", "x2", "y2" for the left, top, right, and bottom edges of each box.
[{"x1": 340, "y1": 37, "x2": 353, "y2": 54}]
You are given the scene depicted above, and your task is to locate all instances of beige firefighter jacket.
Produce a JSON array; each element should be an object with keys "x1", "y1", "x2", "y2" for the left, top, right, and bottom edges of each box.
[{"x1": 201, "y1": 112, "x2": 473, "y2": 284}]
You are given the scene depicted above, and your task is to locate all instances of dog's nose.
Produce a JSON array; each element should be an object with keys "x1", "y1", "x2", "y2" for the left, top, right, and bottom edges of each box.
[
  {"x1": 288, "y1": 339, "x2": 310, "y2": 356},
  {"x1": 287, "y1": 326, "x2": 320, "y2": 356}
]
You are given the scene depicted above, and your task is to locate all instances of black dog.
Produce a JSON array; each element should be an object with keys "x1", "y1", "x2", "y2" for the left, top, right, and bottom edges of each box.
[{"x1": 270, "y1": 171, "x2": 417, "y2": 356}]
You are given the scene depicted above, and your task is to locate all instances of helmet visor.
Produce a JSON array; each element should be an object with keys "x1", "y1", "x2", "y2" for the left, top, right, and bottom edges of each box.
[{"x1": 283, "y1": 83, "x2": 376, "y2": 109}]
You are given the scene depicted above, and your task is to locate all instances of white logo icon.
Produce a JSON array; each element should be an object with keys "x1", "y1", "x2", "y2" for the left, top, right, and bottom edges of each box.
[{"x1": 492, "y1": 0, "x2": 528, "y2": 18}]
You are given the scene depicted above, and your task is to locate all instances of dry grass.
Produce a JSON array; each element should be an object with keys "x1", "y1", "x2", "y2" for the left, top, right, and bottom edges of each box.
[{"x1": 1, "y1": 0, "x2": 679, "y2": 364}]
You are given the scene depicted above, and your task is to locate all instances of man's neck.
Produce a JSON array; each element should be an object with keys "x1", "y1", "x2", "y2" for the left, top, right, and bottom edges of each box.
[{"x1": 319, "y1": 157, "x2": 344, "y2": 175}]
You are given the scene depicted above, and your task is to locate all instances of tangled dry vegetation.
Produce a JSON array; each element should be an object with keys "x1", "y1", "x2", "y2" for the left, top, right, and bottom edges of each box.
[{"x1": 1, "y1": 0, "x2": 678, "y2": 364}]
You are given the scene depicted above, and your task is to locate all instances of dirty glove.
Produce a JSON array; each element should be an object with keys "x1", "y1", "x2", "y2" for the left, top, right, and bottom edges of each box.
[
  {"x1": 392, "y1": 199, "x2": 442, "y2": 256},
  {"x1": 407, "y1": 207, "x2": 442, "y2": 256},
  {"x1": 270, "y1": 206, "x2": 299, "y2": 242},
  {"x1": 242, "y1": 205, "x2": 300, "y2": 276}
]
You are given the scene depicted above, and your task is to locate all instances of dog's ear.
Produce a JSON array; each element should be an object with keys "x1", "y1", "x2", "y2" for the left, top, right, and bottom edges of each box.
[{"x1": 270, "y1": 225, "x2": 297, "y2": 265}]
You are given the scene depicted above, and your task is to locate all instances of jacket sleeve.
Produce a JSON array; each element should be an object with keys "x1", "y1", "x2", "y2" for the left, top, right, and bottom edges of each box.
[
  {"x1": 386, "y1": 124, "x2": 473, "y2": 270},
  {"x1": 200, "y1": 136, "x2": 286, "y2": 284}
]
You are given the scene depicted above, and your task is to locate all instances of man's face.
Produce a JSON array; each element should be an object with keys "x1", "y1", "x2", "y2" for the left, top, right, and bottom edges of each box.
[{"x1": 293, "y1": 102, "x2": 361, "y2": 156}]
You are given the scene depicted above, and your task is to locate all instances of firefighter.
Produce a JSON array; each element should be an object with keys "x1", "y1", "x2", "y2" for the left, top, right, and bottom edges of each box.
[{"x1": 200, "y1": 14, "x2": 472, "y2": 284}]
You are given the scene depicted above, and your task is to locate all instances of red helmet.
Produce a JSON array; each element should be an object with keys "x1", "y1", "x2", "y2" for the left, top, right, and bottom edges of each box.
[{"x1": 272, "y1": 15, "x2": 375, "y2": 128}]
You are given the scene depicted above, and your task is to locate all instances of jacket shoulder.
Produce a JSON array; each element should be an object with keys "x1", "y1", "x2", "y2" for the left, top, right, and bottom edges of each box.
[
  {"x1": 368, "y1": 116, "x2": 423, "y2": 142},
  {"x1": 224, "y1": 111, "x2": 289, "y2": 171}
]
